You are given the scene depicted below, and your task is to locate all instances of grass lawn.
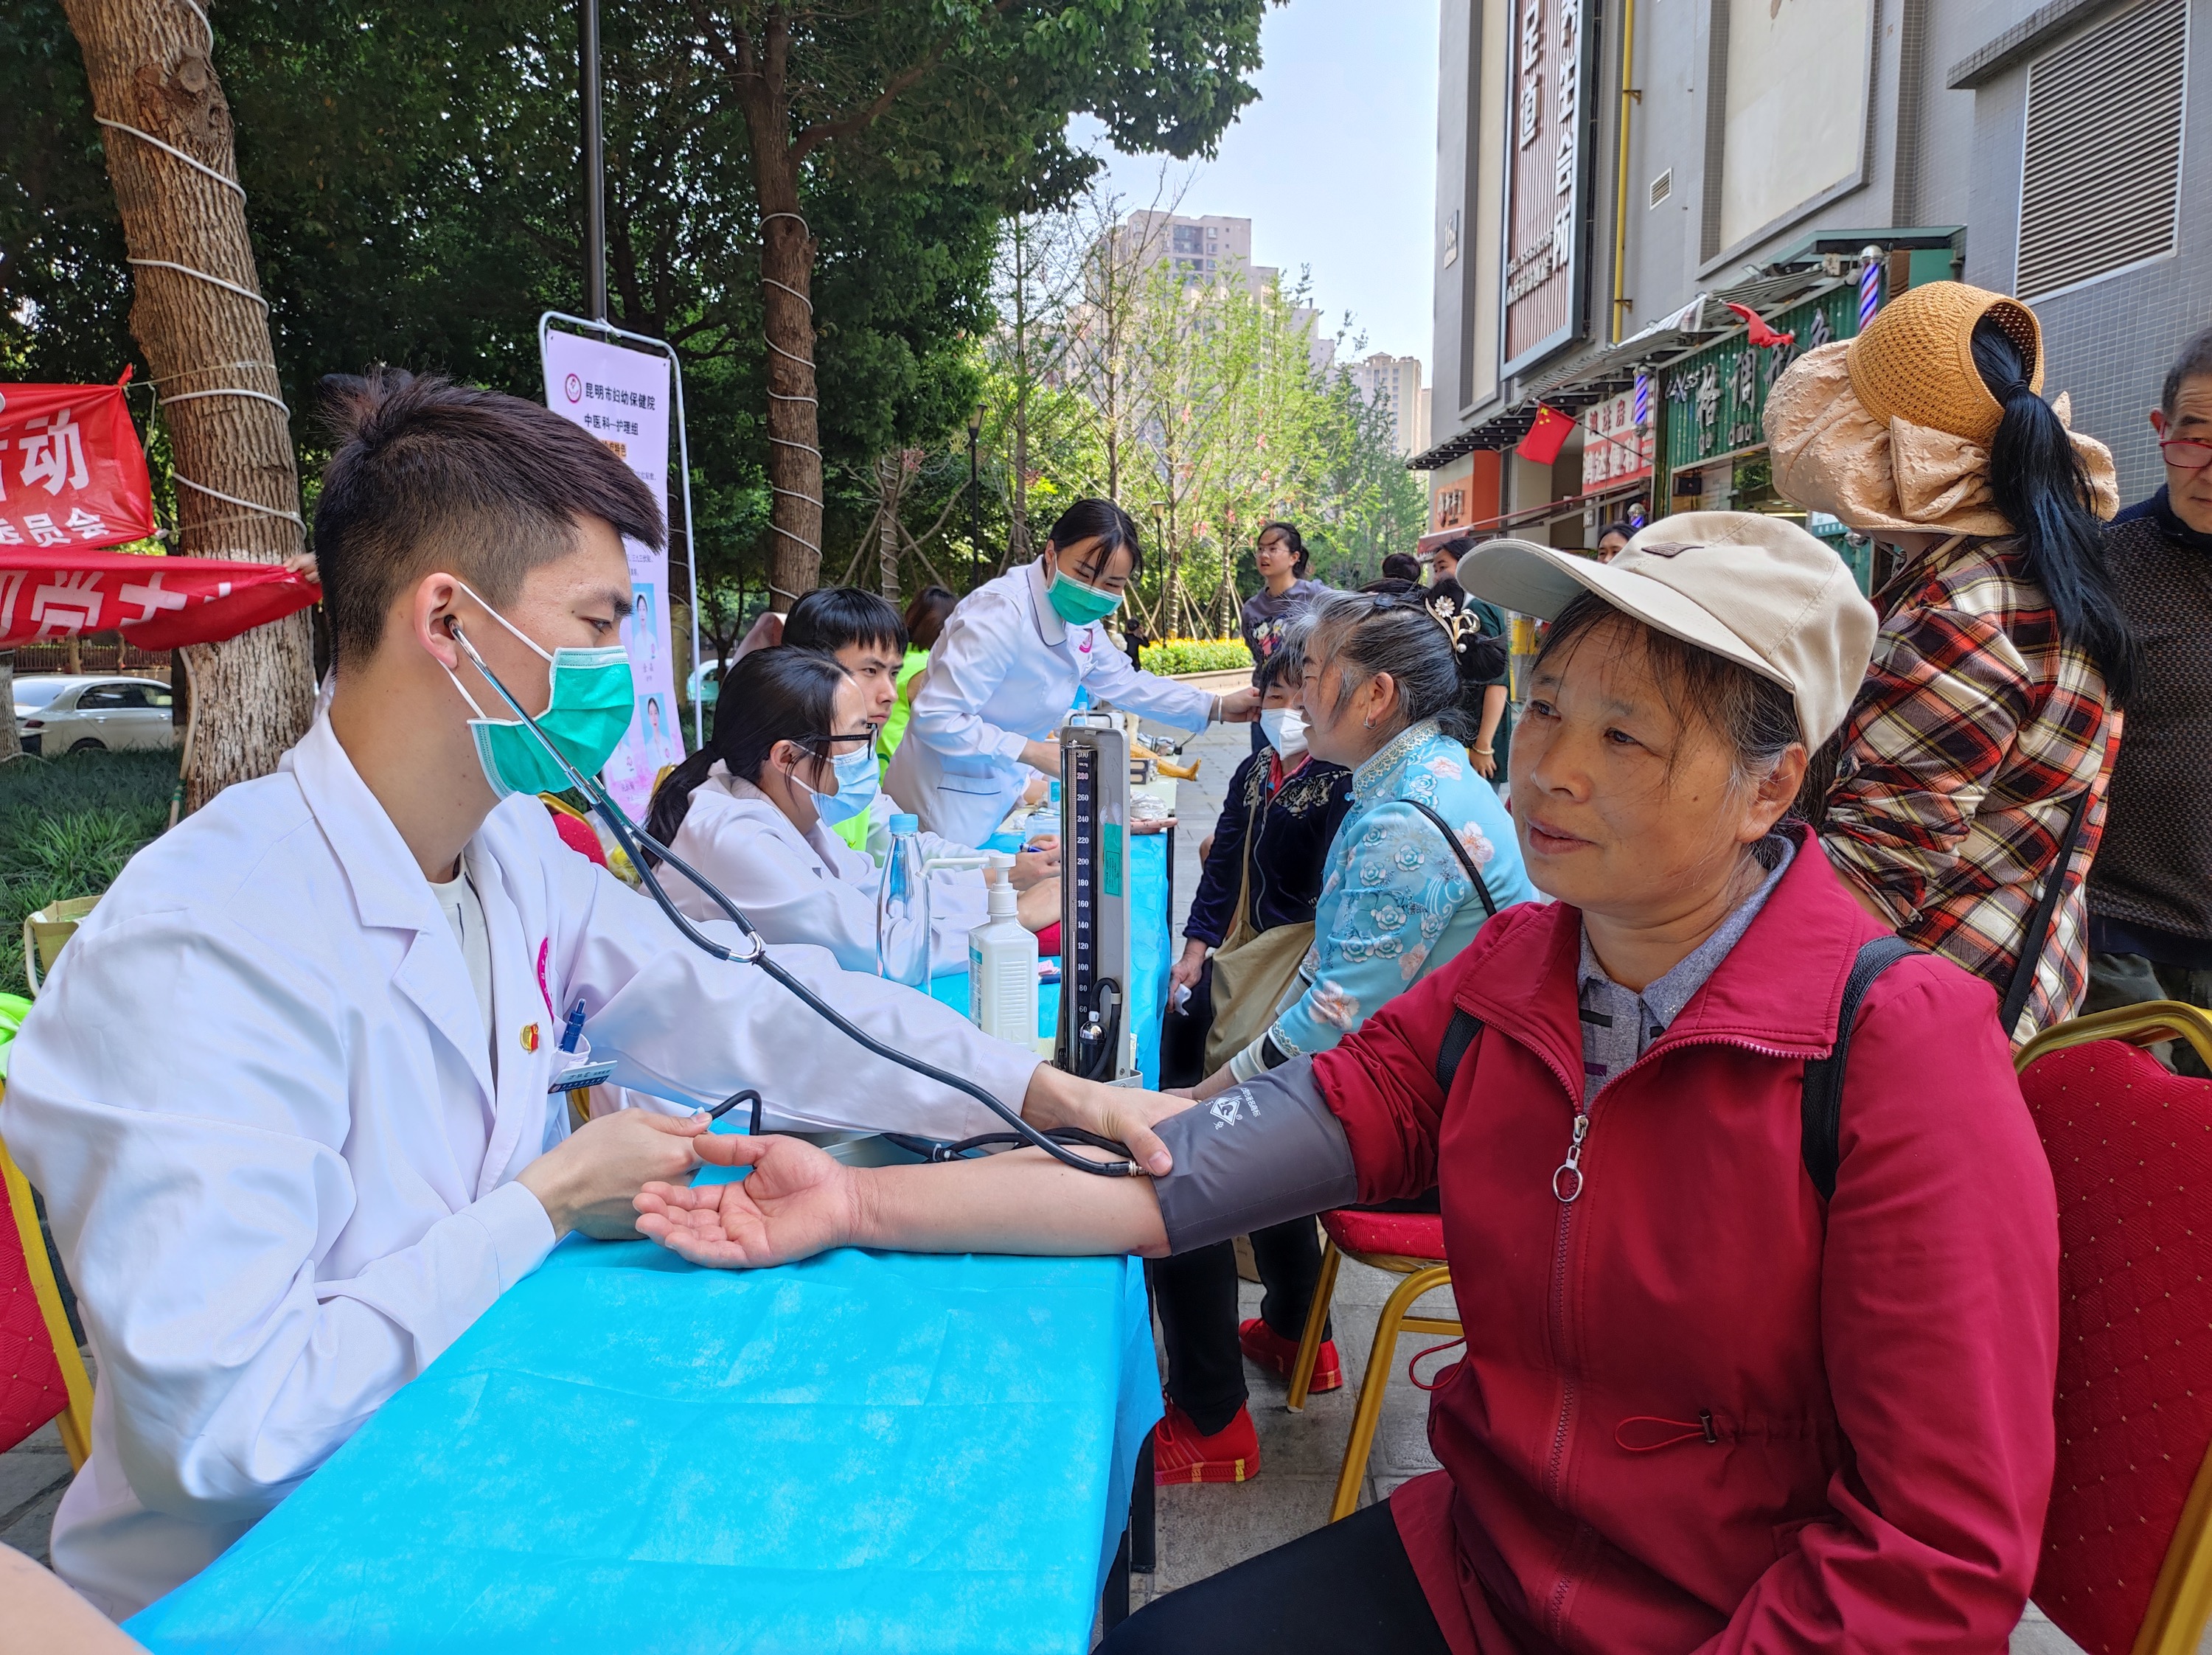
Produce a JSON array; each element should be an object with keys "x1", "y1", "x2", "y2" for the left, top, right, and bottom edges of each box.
[{"x1": 0, "y1": 748, "x2": 175, "y2": 994}]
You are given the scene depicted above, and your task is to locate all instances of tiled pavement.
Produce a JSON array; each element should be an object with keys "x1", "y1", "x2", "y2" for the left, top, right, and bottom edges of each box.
[{"x1": 0, "y1": 709, "x2": 2170, "y2": 1651}]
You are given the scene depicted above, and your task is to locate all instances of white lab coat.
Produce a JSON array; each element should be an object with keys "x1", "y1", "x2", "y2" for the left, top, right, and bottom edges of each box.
[
  {"x1": 0, "y1": 717, "x2": 1039, "y2": 1618},
  {"x1": 661, "y1": 764, "x2": 978, "y2": 977},
  {"x1": 885, "y1": 557, "x2": 1215, "y2": 846}
]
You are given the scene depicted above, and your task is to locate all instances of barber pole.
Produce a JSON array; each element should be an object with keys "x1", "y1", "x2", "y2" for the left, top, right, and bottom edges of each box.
[{"x1": 1858, "y1": 252, "x2": 1882, "y2": 331}]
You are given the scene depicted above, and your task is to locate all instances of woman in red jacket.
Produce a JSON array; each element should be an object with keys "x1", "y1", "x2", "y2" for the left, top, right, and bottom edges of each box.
[{"x1": 638, "y1": 514, "x2": 2062, "y2": 1655}]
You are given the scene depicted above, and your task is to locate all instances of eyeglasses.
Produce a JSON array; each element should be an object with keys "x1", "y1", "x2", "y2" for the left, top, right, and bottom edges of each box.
[
  {"x1": 2160, "y1": 438, "x2": 2212, "y2": 471},
  {"x1": 798, "y1": 728, "x2": 876, "y2": 755}
]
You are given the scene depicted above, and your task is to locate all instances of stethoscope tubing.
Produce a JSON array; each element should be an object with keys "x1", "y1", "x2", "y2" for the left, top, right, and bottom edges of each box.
[{"x1": 445, "y1": 618, "x2": 1137, "y2": 1177}]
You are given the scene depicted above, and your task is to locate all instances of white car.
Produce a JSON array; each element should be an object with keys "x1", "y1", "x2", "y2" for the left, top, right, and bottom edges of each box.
[{"x1": 14, "y1": 675, "x2": 176, "y2": 756}]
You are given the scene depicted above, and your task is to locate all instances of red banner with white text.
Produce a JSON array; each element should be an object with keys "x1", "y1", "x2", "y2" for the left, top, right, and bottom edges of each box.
[
  {"x1": 0, "y1": 548, "x2": 317, "y2": 649},
  {"x1": 0, "y1": 377, "x2": 156, "y2": 552}
]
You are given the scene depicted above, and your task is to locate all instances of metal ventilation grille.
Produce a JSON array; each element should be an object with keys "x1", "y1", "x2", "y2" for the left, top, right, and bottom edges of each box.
[
  {"x1": 2017, "y1": 0, "x2": 2188, "y2": 299},
  {"x1": 1649, "y1": 168, "x2": 1674, "y2": 208}
]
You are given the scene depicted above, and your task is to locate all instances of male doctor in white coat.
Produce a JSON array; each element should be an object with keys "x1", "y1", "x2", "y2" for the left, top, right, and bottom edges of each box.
[
  {"x1": 886, "y1": 498, "x2": 1259, "y2": 846},
  {"x1": 0, "y1": 373, "x2": 1171, "y2": 1618}
]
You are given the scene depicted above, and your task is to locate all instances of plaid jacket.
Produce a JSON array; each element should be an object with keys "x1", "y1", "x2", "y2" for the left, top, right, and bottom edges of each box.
[{"x1": 1820, "y1": 536, "x2": 2118, "y2": 1043}]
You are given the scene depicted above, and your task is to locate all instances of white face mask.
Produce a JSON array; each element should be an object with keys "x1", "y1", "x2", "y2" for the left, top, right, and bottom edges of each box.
[{"x1": 1259, "y1": 706, "x2": 1308, "y2": 758}]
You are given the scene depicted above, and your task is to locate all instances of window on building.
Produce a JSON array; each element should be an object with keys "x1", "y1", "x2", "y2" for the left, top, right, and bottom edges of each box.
[
  {"x1": 2015, "y1": 0, "x2": 2188, "y2": 299},
  {"x1": 1172, "y1": 225, "x2": 1203, "y2": 254}
]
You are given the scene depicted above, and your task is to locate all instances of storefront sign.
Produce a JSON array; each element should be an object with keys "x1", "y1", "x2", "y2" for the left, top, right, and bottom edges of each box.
[
  {"x1": 540, "y1": 330, "x2": 680, "y2": 817},
  {"x1": 1502, "y1": 0, "x2": 1596, "y2": 374},
  {"x1": 1661, "y1": 287, "x2": 1856, "y2": 475},
  {"x1": 1580, "y1": 387, "x2": 1652, "y2": 490},
  {"x1": 0, "y1": 379, "x2": 155, "y2": 552}
]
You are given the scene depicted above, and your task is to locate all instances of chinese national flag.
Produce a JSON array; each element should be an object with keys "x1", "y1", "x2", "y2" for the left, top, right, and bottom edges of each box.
[
  {"x1": 0, "y1": 374, "x2": 156, "y2": 552},
  {"x1": 1516, "y1": 404, "x2": 1575, "y2": 467}
]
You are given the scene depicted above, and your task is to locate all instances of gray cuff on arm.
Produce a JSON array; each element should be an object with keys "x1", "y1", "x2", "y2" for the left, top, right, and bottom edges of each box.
[{"x1": 1151, "y1": 1058, "x2": 1360, "y2": 1255}]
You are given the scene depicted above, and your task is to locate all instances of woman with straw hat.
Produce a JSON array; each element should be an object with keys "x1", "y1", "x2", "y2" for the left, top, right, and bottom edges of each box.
[
  {"x1": 635, "y1": 514, "x2": 2059, "y2": 1654},
  {"x1": 1767, "y1": 280, "x2": 2138, "y2": 1044}
]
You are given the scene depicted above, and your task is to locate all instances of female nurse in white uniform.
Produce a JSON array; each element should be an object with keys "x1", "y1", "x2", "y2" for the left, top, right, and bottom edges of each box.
[
  {"x1": 644, "y1": 647, "x2": 1060, "y2": 975},
  {"x1": 887, "y1": 498, "x2": 1259, "y2": 845}
]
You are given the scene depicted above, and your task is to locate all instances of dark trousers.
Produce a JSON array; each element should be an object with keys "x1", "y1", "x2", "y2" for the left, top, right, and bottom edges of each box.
[
  {"x1": 1154, "y1": 961, "x2": 1329, "y2": 1435},
  {"x1": 1150, "y1": 1222, "x2": 1331, "y2": 1436},
  {"x1": 2084, "y1": 950, "x2": 2212, "y2": 1078},
  {"x1": 1099, "y1": 1498, "x2": 1450, "y2": 1654}
]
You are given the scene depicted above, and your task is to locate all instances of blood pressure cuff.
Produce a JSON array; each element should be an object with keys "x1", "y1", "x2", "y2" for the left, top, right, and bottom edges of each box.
[{"x1": 1150, "y1": 1058, "x2": 1360, "y2": 1255}]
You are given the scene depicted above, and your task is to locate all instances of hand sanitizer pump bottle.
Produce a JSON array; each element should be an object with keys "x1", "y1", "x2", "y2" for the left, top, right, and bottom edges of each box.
[{"x1": 968, "y1": 852, "x2": 1038, "y2": 1043}]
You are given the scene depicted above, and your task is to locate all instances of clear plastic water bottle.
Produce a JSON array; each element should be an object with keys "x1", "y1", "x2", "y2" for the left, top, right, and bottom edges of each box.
[
  {"x1": 875, "y1": 812, "x2": 933, "y2": 990},
  {"x1": 1024, "y1": 778, "x2": 1062, "y2": 847}
]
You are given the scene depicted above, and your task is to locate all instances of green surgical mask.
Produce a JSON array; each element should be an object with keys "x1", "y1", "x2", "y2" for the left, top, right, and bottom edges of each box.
[
  {"x1": 1046, "y1": 565, "x2": 1124, "y2": 626},
  {"x1": 445, "y1": 581, "x2": 636, "y2": 798}
]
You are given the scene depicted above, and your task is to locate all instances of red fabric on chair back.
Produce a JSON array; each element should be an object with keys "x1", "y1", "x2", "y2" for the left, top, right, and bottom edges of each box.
[
  {"x1": 546, "y1": 806, "x2": 610, "y2": 869},
  {"x1": 0, "y1": 1187, "x2": 70, "y2": 1454},
  {"x1": 2023, "y1": 1038, "x2": 2212, "y2": 1654}
]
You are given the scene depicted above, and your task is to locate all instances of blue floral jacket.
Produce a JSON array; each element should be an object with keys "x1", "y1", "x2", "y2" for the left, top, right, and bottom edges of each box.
[{"x1": 1259, "y1": 719, "x2": 1537, "y2": 1067}]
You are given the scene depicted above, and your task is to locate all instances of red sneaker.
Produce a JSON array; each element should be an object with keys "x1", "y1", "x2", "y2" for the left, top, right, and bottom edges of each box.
[
  {"x1": 1240, "y1": 1316, "x2": 1343, "y2": 1393},
  {"x1": 1152, "y1": 1398, "x2": 1260, "y2": 1485}
]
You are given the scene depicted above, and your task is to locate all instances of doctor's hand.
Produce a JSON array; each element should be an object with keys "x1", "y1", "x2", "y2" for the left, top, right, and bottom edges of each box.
[
  {"x1": 1217, "y1": 686, "x2": 1260, "y2": 723},
  {"x1": 1012, "y1": 837, "x2": 1060, "y2": 887},
  {"x1": 517, "y1": 1108, "x2": 712, "y2": 1241},
  {"x1": 1020, "y1": 1065, "x2": 1194, "y2": 1178},
  {"x1": 635, "y1": 1135, "x2": 856, "y2": 1269},
  {"x1": 1020, "y1": 739, "x2": 1064, "y2": 779}
]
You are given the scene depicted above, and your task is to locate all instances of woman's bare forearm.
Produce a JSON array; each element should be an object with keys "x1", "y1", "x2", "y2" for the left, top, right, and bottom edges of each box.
[{"x1": 849, "y1": 1151, "x2": 1169, "y2": 1258}]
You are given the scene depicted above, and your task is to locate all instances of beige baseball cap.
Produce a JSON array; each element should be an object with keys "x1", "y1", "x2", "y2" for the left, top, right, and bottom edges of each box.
[{"x1": 1457, "y1": 511, "x2": 1878, "y2": 748}]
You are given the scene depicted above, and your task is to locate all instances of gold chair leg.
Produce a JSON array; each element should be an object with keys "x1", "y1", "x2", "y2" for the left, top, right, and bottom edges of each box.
[
  {"x1": 1331, "y1": 1264, "x2": 1453, "y2": 1522},
  {"x1": 1286, "y1": 1238, "x2": 1341, "y2": 1412}
]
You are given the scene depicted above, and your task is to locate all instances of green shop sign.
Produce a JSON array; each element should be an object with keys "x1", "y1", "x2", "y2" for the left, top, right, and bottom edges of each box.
[{"x1": 1661, "y1": 287, "x2": 1860, "y2": 474}]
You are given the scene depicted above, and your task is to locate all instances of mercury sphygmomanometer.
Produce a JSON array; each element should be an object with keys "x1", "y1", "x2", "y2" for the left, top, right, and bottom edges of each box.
[{"x1": 446, "y1": 616, "x2": 1138, "y2": 1178}]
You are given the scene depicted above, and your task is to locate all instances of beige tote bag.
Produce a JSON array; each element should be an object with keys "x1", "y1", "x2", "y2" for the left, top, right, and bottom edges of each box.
[{"x1": 1202, "y1": 795, "x2": 1315, "y2": 1074}]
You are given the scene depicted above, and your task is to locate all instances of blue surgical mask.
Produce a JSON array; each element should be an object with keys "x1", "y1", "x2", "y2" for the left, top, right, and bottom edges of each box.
[{"x1": 792, "y1": 742, "x2": 877, "y2": 827}]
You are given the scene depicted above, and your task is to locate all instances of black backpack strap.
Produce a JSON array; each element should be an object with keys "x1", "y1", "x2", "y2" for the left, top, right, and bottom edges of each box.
[
  {"x1": 1405, "y1": 799, "x2": 1498, "y2": 919},
  {"x1": 1801, "y1": 936, "x2": 1921, "y2": 1202},
  {"x1": 1435, "y1": 1007, "x2": 1484, "y2": 1096}
]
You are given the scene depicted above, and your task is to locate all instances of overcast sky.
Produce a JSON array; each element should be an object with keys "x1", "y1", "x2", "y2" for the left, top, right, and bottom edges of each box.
[{"x1": 1068, "y1": 0, "x2": 1443, "y2": 371}]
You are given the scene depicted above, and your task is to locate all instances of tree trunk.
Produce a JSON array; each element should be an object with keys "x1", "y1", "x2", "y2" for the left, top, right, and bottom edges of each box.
[
  {"x1": 759, "y1": 181, "x2": 823, "y2": 610},
  {"x1": 0, "y1": 654, "x2": 20, "y2": 763},
  {"x1": 1011, "y1": 381, "x2": 1032, "y2": 564},
  {"x1": 64, "y1": 0, "x2": 313, "y2": 810},
  {"x1": 875, "y1": 453, "x2": 902, "y2": 600}
]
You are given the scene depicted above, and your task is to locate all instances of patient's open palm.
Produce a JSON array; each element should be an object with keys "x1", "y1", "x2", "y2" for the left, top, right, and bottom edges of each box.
[{"x1": 634, "y1": 1135, "x2": 855, "y2": 1269}]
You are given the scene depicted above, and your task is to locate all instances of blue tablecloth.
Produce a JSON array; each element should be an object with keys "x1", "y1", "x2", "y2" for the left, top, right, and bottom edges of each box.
[{"x1": 128, "y1": 1238, "x2": 1159, "y2": 1654}]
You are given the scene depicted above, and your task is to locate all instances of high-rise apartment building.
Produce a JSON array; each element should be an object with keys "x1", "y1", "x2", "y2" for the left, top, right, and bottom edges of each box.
[
  {"x1": 1109, "y1": 211, "x2": 1334, "y2": 371},
  {"x1": 1116, "y1": 212, "x2": 1276, "y2": 291},
  {"x1": 1348, "y1": 352, "x2": 1431, "y2": 459}
]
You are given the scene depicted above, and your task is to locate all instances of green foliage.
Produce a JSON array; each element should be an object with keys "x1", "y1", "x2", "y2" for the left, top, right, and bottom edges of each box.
[
  {"x1": 1, "y1": 0, "x2": 1271, "y2": 631},
  {"x1": 1138, "y1": 638, "x2": 1251, "y2": 675},
  {"x1": 0, "y1": 750, "x2": 173, "y2": 994}
]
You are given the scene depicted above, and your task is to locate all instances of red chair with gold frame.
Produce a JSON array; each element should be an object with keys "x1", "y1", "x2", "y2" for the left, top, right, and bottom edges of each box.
[
  {"x1": 0, "y1": 1084, "x2": 94, "y2": 1467},
  {"x1": 2016, "y1": 1000, "x2": 2212, "y2": 1655},
  {"x1": 1284, "y1": 1208, "x2": 1461, "y2": 1523}
]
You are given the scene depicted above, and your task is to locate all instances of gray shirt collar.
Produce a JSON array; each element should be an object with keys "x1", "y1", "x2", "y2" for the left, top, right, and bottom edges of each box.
[{"x1": 1574, "y1": 837, "x2": 1795, "y2": 1102}]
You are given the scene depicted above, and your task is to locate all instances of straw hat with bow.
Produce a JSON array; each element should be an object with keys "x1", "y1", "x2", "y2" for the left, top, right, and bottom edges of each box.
[{"x1": 1764, "y1": 280, "x2": 2117, "y2": 537}]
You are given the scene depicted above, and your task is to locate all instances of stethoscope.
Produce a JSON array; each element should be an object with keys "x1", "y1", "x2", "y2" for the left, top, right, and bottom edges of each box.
[{"x1": 445, "y1": 616, "x2": 1138, "y2": 1177}]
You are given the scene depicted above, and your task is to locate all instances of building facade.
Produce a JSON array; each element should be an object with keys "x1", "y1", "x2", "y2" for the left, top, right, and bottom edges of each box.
[{"x1": 1416, "y1": 0, "x2": 2209, "y2": 557}]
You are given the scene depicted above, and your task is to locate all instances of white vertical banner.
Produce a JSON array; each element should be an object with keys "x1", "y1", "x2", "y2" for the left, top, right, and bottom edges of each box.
[{"x1": 541, "y1": 330, "x2": 680, "y2": 817}]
